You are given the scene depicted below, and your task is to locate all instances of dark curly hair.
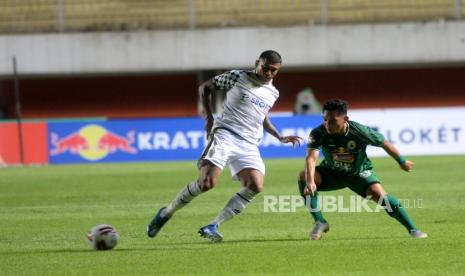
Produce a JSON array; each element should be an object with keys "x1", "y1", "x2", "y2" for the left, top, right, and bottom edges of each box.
[
  {"x1": 323, "y1": 99, "x2": 348, "y2": 115},
  {"x1": 259, "y1": 50, "x2": 282, "y2": 64}
]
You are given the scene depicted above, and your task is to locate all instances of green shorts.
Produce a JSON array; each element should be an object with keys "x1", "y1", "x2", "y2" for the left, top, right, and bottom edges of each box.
[{"x1": 316, "y1": 166, "x2": 381, "y2": 197}]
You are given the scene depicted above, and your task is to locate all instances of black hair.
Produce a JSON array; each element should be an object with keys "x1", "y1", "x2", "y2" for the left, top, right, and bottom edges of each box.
[
  {"x1": 323, "y1": 99, "x2": 348, "y2": 115},
  {"x1": 259, "y1": 50, "x2": 282, "y2": 64}
]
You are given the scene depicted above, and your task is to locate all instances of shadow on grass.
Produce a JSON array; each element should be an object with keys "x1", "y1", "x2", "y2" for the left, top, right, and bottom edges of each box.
[
  {"x1": 0, "y1": 237, "x2": 311, "y2": 255},
  {"x1": 0, "y1": 235, "x2": 409, "y2": 255},
  {"x1": 0, "y1": 248, "x2": 137, "y2": 255},
  {"x1": 328, "y1": 235, "x2": 407, "y2": 241},
  {"x1": 165, "y1": 237, "x2": 310, "y2": 245}
]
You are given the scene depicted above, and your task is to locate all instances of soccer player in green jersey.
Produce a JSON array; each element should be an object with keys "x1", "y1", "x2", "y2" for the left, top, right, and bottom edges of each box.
[{"x1": 298, "y1": 99, "x2": 427, "y2": 240}]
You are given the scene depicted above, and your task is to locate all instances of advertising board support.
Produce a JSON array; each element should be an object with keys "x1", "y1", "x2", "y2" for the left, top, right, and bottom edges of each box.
[{"x1": 13, "y1": 56, "x2": 24, "y2": 165}]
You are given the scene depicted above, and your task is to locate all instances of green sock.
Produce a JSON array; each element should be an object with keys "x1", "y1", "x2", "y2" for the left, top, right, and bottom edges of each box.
[
  {"x1": 382, "y1": 194, "x2": 417, "y2": 231},
  {"x1": 298, "y1": 180, "x2": 326, "y2": 223}
]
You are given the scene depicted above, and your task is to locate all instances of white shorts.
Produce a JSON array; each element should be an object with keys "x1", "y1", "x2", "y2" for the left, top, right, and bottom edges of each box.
[{"x1": 198, "y1": 128, "x2": 265, "y2": 180}]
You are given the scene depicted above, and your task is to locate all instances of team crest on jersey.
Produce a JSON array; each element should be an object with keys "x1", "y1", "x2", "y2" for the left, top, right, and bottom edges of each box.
[{"x1": 347, "y1": 140, "x2": 357, "y2": 150}]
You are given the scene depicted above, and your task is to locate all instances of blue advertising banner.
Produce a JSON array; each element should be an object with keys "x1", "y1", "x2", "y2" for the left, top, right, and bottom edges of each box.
[{"x1": 48, "y1": 115, "x2": 322, "y2": 164}]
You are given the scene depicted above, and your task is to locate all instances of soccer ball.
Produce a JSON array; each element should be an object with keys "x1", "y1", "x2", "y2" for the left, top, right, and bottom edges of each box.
[{"x1": 87, "y1": 224, "x2": 119, "y2": 250}]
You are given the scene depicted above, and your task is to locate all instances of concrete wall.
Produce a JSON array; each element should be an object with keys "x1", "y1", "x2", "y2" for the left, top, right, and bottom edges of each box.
[
  {"x1": 1, "y1": 21, "x2": 465, "y2": 76},
  {"x1": 1, "y1": 66, "x2": 464, "y2": 120}
]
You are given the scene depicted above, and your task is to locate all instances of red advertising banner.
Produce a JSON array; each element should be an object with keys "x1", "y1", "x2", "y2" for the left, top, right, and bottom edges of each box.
[{"x1": 0, "y1": 122, "x2": 48, "y2": 165}]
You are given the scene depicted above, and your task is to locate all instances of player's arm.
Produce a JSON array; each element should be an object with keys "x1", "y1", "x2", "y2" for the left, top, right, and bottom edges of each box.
[
  {"x1": 263, "y1": 116, "x2": 302, "y2": 147},
  {"x1": 304, "y1": 148, "x2": 319, "y2": 196},
  {"x1": 357, "y1": 122, "x2": 414, "y2": 172},
  {"x1": 380, "y1": 140, "x2": 414, "y2": 172},
  {"x1": 198, "y1": 79, "x2": 215, "y2": 136}
]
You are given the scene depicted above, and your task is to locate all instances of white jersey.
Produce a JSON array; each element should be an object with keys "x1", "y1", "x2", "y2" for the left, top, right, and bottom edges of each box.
[{"x1": 212, "y1": 70, "x2": 279, "y2": 145}]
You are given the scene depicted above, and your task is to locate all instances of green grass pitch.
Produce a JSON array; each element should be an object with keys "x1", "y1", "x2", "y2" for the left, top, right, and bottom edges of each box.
[{"x1": 0, "y1": 155, "x2": 464, "y2": 275}]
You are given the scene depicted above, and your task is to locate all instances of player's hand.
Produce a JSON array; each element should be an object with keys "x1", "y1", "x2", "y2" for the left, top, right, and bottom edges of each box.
[
  {"x1": 400, "y1": 160, "x2": 414, "y2": 172},
  {"x1": 279, "y1": 135, "x2": 303, "y2": 148},
  {"x1": 304, "y1": 183, "x2": 317, "y2": 196}
]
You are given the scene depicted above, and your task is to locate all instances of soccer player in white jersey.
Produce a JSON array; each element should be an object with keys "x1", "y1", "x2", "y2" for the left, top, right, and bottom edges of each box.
[{"x1": 147, "y1": 50, "x2": 302, "y2": 242}]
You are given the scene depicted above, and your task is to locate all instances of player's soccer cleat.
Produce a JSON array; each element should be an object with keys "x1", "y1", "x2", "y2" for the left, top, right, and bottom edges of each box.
[
  {"x1": 147, "y1": 207, "x2": 170, "y2": 238},
  {"x1": 198, "y1": 224, "x2": 223, "y2": 243},
  {"x1": 310, "y1": 221, "x2": 330, "y2": 240},
  {"x1": 409, "y1": 229, "x2": 428, "y2": 238}
]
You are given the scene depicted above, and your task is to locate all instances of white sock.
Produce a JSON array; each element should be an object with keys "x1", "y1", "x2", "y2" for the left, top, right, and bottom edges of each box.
[
  {"x1": 162, "y1": 181, "x2": 202, "y2": 218},
  {"x1": 211, "y1": 187, "x2": 258, "y2": 225}
]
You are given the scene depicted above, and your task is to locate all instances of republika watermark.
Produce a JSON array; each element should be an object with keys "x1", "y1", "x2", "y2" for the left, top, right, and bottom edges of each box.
[{"x1": 263, "y1": 195, "x2": 423, "y2": 213}]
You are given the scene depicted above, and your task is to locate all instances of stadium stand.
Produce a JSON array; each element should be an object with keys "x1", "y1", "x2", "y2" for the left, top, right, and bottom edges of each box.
[
  {"x1": 0, "y1": 66, "x2": 463, "y2": 119},
  {"x1": 0, "y1": 0, "x2": 463, "y2": 33},
  {"x1": 0, "y1": 1, "x2": 464, "y2": 119}
]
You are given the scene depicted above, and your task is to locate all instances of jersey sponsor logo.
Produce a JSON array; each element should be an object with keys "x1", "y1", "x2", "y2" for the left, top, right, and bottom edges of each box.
[
  {"x1": 332, "y1": 147, "x2": 354, "y2": 172},
  {"x1": 333, "y1": 161, "x2": 352, "y2": 172},
  {"x1": 332, "y1": 147, "x2": 354, "y2": 162},
  {"x1": 240, "y1": 92, "x2": 271, "y2": 112}
]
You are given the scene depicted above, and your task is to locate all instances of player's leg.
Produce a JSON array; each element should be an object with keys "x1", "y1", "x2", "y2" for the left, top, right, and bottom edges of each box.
[
  {"x1": 147, "y1": 162, "x2": 222, "y2": 238},
  {"x1": 214, "y1": 168, "x2": 263, "y2": 225},
  {"x1": 199, "y1": 141, "x2": 264, "y2": 242},
  {"x1": 199, "y1": 168, "x2": 263, "y2": 242},
  {"x1": 148, "y1": 129, "x2": 228, "y2": 238},
  {"x1": 297, "y1": 167, "x2": 343, "y2": 240},
  {"x1": 365, "y1": 183, "x2": 427, "y2": 238},
  {"x1": 297, "y1": 169, "x2": 326, "y2": 223},
  {"x1": 164, "y1": 161, "x2": 221, "y2": 217}
]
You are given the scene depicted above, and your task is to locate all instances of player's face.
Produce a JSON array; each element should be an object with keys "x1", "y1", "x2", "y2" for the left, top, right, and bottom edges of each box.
[
  {"x1": 255, "y1": 59, "x2": 281, "y2": 83},
  {"x1": 323, "y1": 110, "x2": 348, "y2": 135}
]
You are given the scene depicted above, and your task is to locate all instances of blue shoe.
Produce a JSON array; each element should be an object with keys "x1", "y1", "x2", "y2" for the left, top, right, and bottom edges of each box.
[
  {"x1": 147, "y1": 207, "x2": 170, "y2": 238},
  {"x1": 198, "y1": 224, "x2": 223, "y2": 242}
]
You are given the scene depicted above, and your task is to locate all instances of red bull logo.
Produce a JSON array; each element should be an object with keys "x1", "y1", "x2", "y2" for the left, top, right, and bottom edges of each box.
[{"x1": 50, "y1": 125, "x2": 137, "y2": 161}]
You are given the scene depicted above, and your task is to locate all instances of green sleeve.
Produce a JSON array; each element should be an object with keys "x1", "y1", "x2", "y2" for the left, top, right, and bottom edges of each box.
[
  {"x1": 351, "y1": 121, "x2": 385, "y2": 146},
  {"x1": 307, "y1": 128, "x2": 323, "y2": 149}
]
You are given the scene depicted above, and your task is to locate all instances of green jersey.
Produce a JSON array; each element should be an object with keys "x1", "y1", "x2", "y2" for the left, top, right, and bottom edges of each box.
[{"x1": 307, "y1": 121, "x2": 385, "y2": 176}]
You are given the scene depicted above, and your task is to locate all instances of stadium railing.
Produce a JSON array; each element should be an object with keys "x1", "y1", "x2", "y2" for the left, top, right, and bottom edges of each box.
[{"x1": 0, "y1": 0, "x2": 463, "y2": 34}]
